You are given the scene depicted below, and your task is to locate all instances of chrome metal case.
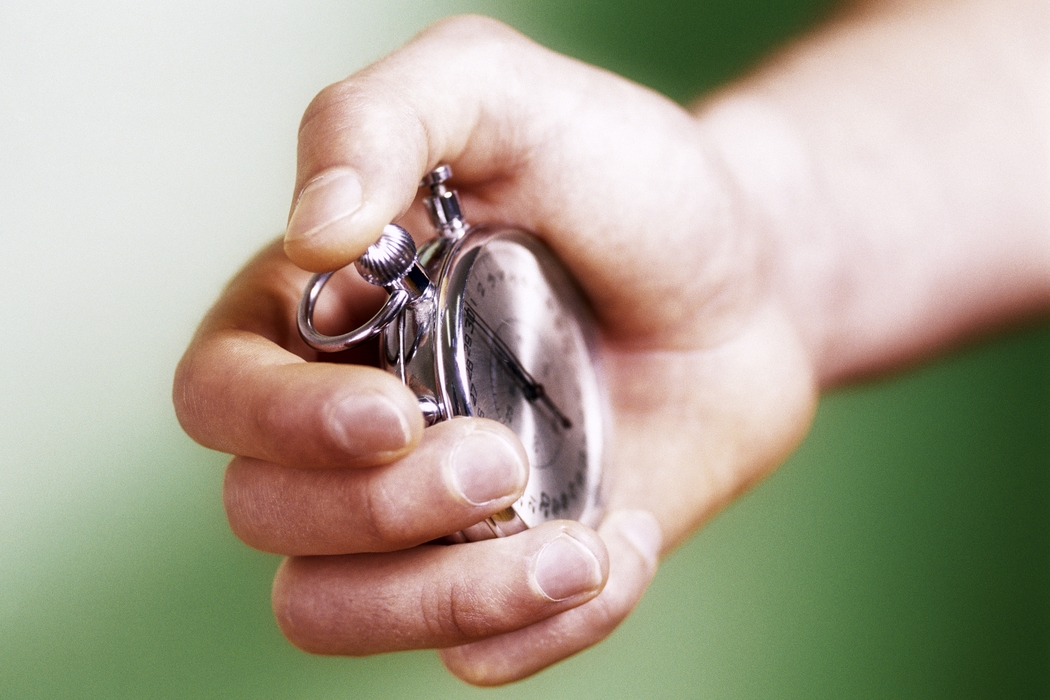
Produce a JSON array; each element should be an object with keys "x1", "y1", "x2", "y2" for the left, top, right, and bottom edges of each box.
[{"x1": 298, "y1": 167, "x2": 606, "y2": 542}]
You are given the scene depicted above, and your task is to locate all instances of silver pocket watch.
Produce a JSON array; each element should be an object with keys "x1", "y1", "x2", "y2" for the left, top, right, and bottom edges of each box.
[{"x1": 298, "y1": 166, "x2": 606, "y2": 542}]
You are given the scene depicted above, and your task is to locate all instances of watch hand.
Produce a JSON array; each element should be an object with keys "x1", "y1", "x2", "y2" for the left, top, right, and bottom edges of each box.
[{"x1": 465, "y1": 303, "x2": 573, "y2": 429}]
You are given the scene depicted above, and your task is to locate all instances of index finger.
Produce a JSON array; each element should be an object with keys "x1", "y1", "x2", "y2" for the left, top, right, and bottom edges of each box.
[{"x1": 173, "y1": 240, "x2": 424, "y2": 468}]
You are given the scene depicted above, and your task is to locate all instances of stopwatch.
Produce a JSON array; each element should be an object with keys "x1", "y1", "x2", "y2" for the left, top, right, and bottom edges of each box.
[{"x1": 298, "y1": 166, "x2": 606, "y2": 542}]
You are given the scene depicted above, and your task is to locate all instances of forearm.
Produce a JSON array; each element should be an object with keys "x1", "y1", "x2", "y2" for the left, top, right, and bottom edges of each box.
[{"x1": 696, "y1": 0, "x2": 1050, "y2": 387}]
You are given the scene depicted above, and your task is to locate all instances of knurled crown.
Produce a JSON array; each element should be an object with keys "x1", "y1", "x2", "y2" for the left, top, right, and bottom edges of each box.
[{"x1": 355, "y1": 224, "x2": 417, "y2": 287}]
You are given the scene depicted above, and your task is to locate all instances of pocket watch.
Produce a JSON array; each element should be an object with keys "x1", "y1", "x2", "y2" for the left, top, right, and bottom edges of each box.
[{"x1": 298, "y1": 166, "x2": 606, "y2": 542}]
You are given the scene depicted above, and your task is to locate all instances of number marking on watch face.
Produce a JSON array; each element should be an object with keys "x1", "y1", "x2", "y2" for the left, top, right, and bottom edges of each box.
[{"x1": 453, "y1": 235, "x2": 602, "y2": 526}]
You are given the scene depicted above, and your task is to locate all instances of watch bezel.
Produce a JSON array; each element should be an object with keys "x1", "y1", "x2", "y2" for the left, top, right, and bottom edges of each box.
[{"x1": 432, "y1": 225, "x2": 607, "y2": 534}]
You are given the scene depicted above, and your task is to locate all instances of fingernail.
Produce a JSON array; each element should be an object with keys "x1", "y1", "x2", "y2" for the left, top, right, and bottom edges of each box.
[
  {"x1": 447, "y1": 430, "x2": 527, "y2": 505},
  {"x1": 533, "y1": 534, "x2": 603, "y2": 601},
  {"x1": 329, "y1": 393, "x2": 411, "y2": 455},
  {"x1": 286, "y1": 167, "x2": 363, "y2": 242},
  {"x1": 611, "y1": 510, "x2": 662, "y2": 567}
]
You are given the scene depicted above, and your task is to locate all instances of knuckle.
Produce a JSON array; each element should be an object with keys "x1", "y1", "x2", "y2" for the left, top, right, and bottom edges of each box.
[
  {"x1": 171, "y1": 354, "x2": 197, "y2": 432},
  {"x1": 297, "y1": 77, "x2": 427, "y2": 177},
  {"x1": 421, "y1": 15, "x2": 532, "y2": 75},
  {"x1": 270, "y1": 560, "x2": 321, "y2": 652},
  {"x1": 419, "y1": 579, "x2": 490, "y2": 642},
  {"x1": 428, "y1": 14, "x2": 517, "y2": 42},
  {"x1": 222, "y1": 458, "x2": 282, "y2": 551},
  {"x1": 298, "y1": 80, "x2": 355, "y2": 136},
  {"x1": 360, "y1": 469, "x2": 413, "y2": 548},
  {"x1": 221, "y1": 460, "x2": 252, "y2": 534},
  {"x1": 172, "y1": 349, "x2": 212, "y2": 443},
  {"x1": 173, "y1": 333, "x2": 256, "y2": 452}
]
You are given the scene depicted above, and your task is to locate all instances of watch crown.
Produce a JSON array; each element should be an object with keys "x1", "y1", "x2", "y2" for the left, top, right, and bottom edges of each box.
[{"x1": 355, "y1": 224, "x2": 418, "y2": 287}]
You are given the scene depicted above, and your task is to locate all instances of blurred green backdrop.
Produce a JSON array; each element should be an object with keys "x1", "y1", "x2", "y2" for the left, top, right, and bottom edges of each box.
[{"x1": 1, "y1": 0, "x2": 1046, "y2": 698}]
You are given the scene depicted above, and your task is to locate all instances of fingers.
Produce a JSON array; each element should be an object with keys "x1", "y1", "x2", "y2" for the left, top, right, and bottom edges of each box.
[
  {"x1": 176, "y1": 331, "x2": 421, "y2": 468},
  {"x1": 281, "y1": 15, "x2": 725, "y2": 348},
  {"x1": 224, "y1": 418, "x2": 528, "y2": 554},
  {"x1": 271, "y1": 520, "x2": 609, "y2": 655},
  {"x1": 439, "y1": 510, "x2": 661, "y2": 686},
  {"x1": 284, "y1": 16, "x2": 559, "y2": 271},
  {"x1": 174, "y1": 242, "x2": 424, "y2": 469}
]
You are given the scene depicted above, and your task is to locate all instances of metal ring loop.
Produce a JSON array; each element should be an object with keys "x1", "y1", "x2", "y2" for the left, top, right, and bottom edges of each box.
[{"x1": 297, "y1": 271, "x2": 410, "y2": 352}]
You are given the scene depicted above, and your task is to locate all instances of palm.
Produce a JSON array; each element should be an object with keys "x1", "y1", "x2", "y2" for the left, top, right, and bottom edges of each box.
[{"x1": 433, "y1": 151, "x2": 817, "y2": 550}]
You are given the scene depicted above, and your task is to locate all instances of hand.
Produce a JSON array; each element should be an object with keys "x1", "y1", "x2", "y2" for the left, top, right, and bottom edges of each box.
[
  {"x1": 174, "y1": 16, "x2": 816, "y2": 685},
  {"x1": 178, "y1": 1, "x2": 1049, "y2": 686}
]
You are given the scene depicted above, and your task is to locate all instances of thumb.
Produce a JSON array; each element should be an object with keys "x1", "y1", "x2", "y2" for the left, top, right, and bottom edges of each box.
[{"x1": 283, "y1": 16, "x2": 549, "y2": 272}]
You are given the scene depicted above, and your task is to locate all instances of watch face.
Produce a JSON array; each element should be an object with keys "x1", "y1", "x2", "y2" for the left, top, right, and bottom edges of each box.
[{"x1": 438, "y1": 227, "x2": 605, "y2": 528}]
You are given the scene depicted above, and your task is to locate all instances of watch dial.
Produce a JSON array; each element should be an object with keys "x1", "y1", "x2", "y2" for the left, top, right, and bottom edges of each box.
[{"x1": 443, "y1": 229, "x2": 604, "y2": 528}]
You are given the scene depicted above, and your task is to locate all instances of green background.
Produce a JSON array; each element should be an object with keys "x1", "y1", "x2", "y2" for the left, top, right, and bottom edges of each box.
[{"x1": 1, "y1": 0, "x2": 1046, "y2": 697}]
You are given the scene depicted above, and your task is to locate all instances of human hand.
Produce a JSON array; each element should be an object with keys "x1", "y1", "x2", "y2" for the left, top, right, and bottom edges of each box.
[{"x1": 174, "y1": 15, "x2": 817, "y2": 685}]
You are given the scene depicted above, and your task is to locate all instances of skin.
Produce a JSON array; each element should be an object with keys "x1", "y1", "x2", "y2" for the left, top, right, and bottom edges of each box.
[{"x1": 173, "y1": 0, "x2": 1049, "y2": 687}]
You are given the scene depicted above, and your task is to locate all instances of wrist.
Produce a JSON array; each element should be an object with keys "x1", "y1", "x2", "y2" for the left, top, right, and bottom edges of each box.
[
  {"x1": 693, "y1": 93, "x2": 838, "y2": 386},
  {"x1": 692, "y1": 1, "x2": 1050, "y2": 389}
]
